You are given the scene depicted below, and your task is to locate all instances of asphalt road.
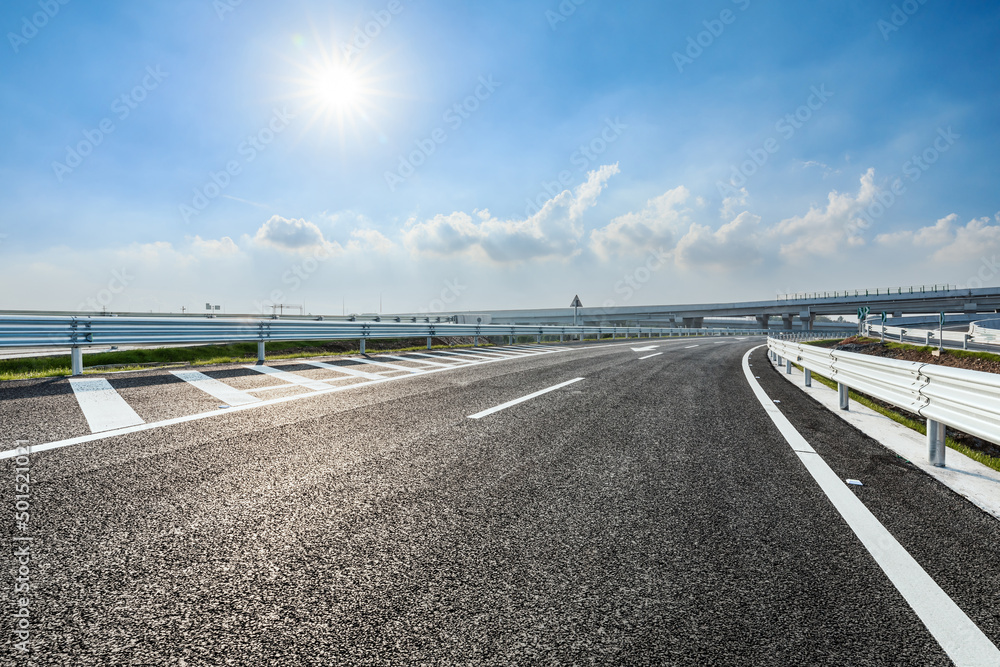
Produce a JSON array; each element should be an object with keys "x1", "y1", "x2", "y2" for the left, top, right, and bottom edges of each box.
[{"x1": 2, "y1": 339, "x2": 998, "y2": 665}]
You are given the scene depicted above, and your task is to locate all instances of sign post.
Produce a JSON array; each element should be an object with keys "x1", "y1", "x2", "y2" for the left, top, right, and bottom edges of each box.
[
  {"x1": 939, "y1": 311, "x2": 945, "y2": 354},
  {"x1": 857, "y1": 306, "x2": 870, "y2": 336},
  {"x1": 880, "y1": 311, "x2": 887, "y2": 342},
  {"x1": 570, "y1": 295, "x2": 583, "y2": 327}
]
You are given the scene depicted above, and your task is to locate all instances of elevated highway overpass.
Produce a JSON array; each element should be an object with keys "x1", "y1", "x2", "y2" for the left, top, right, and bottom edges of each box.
[{"x1": 392, "y1": 285, "x2": 1000, "y2": 330}]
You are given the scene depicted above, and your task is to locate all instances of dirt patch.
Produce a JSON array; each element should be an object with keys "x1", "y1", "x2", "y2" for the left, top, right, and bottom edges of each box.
[{"x1": 819, "y1": 336, "x2": 1000, "y2": 374}]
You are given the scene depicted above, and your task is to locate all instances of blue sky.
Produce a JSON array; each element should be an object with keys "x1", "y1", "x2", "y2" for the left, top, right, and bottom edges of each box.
[{"x1": 2, "y1": 0, "x2": 999, "y2": 315}]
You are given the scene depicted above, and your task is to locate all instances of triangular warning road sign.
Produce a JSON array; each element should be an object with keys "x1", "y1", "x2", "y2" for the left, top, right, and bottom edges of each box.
[{"x1": 570, "y1": 295, "x2": 583, "y2": 308}]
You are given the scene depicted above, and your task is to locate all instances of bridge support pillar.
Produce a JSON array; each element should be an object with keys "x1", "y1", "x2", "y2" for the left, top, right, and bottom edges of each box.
[
  {"x1": 756, "y1": 315, "x2": 770, "y2": 330},
  {"x1": 799, "y1": 313, "x2": 815, "y2": 331},
  {"x1": 782, "y1": 315, "x2": 794, "y2": 330},
  {"x1": 683, "y1": 317, "x2": 704, "y2": 329},
  {"x1": 71, "y1": 346, "x2": 83, "y2": 376}
]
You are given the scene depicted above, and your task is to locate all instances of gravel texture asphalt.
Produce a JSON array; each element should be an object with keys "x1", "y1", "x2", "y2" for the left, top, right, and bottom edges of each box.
[{"x1": 1, "y1": 339, "x2": 998, "y2": 665}]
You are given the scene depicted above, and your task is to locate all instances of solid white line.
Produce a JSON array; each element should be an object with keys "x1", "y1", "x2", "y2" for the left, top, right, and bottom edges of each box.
[
  {"x1": 638, "y1": 353, "x2": 663, "y2": 360},
  {"x1": 170, "y1": 370, "x2": 261, "y2": 406},
  {"x1": 69, "y1": 378, "x2": 145, "y2": 433},
  {"x1": 247, "y1": 365, "x2": 332, "y2": 391},
  {"x1": 684, "y1": 345, "x2": 700, "y2": 349},
  {"x1": 349, "y1": 357, "x2": 424, "y2": 373},
  {"x1": 302, "y1": 360, "x2": 384, "y2": 380},
  {"x1": 467, "y1": 378, "x2": 584, "y2": 419},
  {"x1": 741, "y1": 346, "x2": 1000, "y2": 665}
]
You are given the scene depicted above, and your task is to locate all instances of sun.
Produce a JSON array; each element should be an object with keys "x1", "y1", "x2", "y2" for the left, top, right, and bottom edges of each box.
[
  {"x1": 285, "y1": 37, "x2": 396, "y2": 147},
  {"x1": 312, "y1": 64, "x2": 364, "y2": 113}
]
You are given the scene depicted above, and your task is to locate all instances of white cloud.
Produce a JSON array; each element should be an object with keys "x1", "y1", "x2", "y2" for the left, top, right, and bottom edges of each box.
[
  {"x1": 675, "y1": 211, "x2": 763, "y2": 270},
  {"x1": 720, "y1": 187, "x2": 748, "y2": 220},
  {"x1": 876, "y1": 213, "x2": 1000, "y2": 264},
  {"x1": 589, "y1": 185, "x2": 690, "y2": 260},
  {"x1": 189, "y1": 235, "x2": 240, "y2": 256},
  {"x1": 403, "y1": 164, "x2": 620, "y2": 263},
  {"x1": 875, "y1": 214, "x2": 957, "y2": 248},
  {"x1": 768, "y1": 168, "x2": 877, "y2": 258},
  {"x1": 253, "y1": 215, "x2": 338, "y2": 253},
  {"x1": 346, "y1": 228, "x2": 395, "y2": 254}
]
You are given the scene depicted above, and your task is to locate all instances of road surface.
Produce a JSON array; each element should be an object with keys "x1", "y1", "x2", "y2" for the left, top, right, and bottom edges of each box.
[{"x1": 2, "y1": 339, "x2": 998, "y2": 664}]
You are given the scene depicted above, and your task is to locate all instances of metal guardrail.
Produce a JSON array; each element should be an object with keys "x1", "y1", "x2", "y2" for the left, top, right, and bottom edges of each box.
[
  {"x1": 777, "y1": 284, "x2": 957, "y2": 301},
  {"x1": 767, "y1": 337, "x2": 1000, "y2": 468},
  {"x1": 970, "y1": 319, "x2": 1000, "y2": 344},
  {"x1": 1, "y1": 314, "x2": 841, "y2": 377},
  {"x1": 861, "y1": 319, "x2": 1000, "y2": 349}
]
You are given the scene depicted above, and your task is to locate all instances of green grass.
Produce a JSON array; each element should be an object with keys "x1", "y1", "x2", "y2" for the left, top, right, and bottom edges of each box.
[
  {"x1": 792, "y1": 363, "x2": 1000, "y2": 473},
  {"x1": 0, "y1": 338, "x2": 499, "y2": 381}
]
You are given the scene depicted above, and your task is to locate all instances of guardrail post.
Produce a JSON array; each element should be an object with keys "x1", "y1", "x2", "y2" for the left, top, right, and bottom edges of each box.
[
  {"x1": 838, "y1": 383, "x2": 849, "y2": 410},
  {"x1": 360, "y1": 338, "x2": 366, "y2": 355},
  {"x1": 71, "y1": 346, "x2": 83, "y2": 376},
  {"x1": 427, "y1": 337, "x2": 433, "y2": 350},
  {"x1": 963, "y1": 335, "x2": 968, "y2": 350},
  {"x1": 804, "y1": 369, "x2": 812, "y2": 387},
  {"x1": 509, "y1": 335, "x2": 514, "y2": 345},
  {"x1": 473, "y1": 336, "x2": 478, "y2": 347},
  {"x1": 536, "y1": 334, "x2": 541, "y2": 344},
  {"x1": 785, "y1": 359, "x2": 792, "y2": 374},
  {"x1": 925, "y1": 331, "x2": 931, "y2": 346},
  {"x1": 257, "y1": 341, "x2": 266, "y2": 363},
  {"x1": 927, "y1": 419, "x2": 946, "y2": 467}
]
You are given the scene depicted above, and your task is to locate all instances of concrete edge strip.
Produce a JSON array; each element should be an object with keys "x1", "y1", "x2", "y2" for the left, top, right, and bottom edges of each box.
[{"x1": 742, "y1": 345, "x2": 1000, "y2": 665}]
